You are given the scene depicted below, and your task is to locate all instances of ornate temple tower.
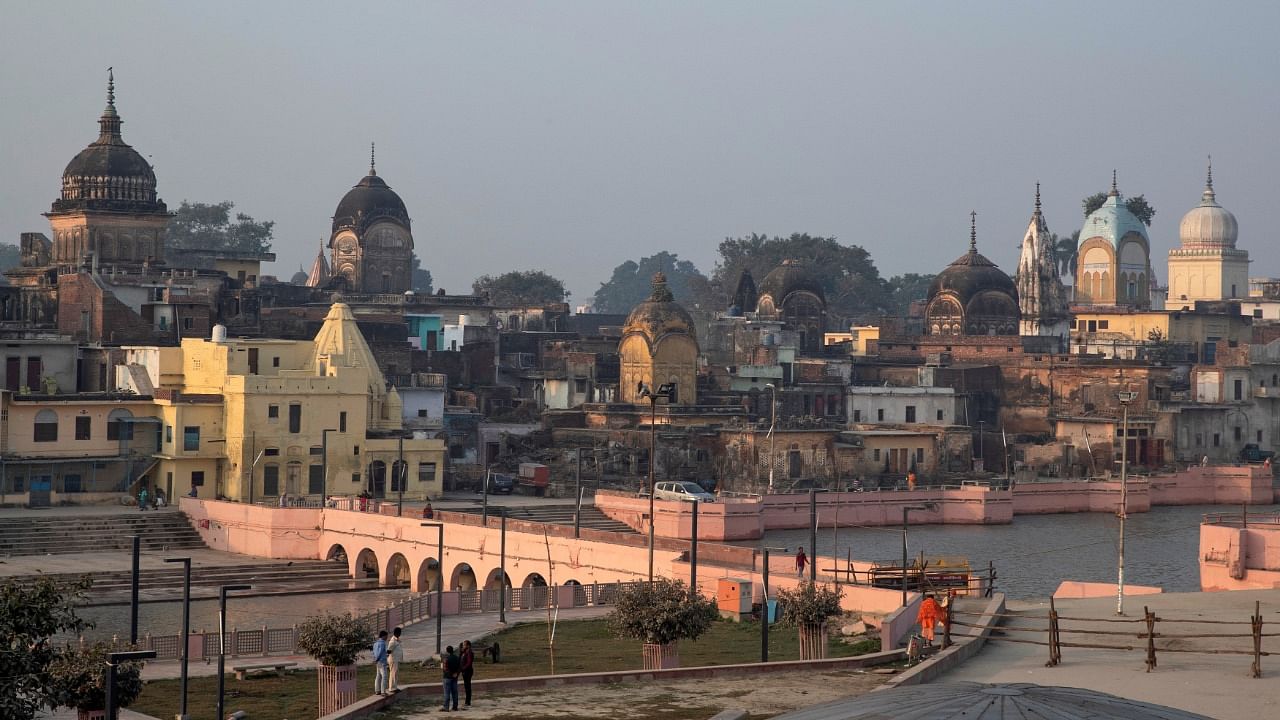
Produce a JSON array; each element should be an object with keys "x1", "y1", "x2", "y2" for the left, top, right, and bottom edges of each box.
[
  {"x1": 1015, "y1": 184, "x2": 1070, "y2": 340},
  {"x1": 328, "y1": 145, "x2": 413, "y2": 294},
  {"x1": 42, "y1": 69, "x2": 170, "y2": 271}
]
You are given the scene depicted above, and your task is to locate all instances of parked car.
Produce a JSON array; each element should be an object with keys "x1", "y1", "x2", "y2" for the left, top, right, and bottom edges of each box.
[
  {"x1": 487, "y1": 473, "x2": 515, "y2": 494},
  {"x1": 652, "y1": 481, "x2": 716, "y2": 503}
]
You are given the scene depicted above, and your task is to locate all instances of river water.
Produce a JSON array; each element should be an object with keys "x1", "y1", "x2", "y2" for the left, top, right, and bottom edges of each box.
[{"x1": 751, "y1": 503, "x2": 1274, "y2": 599}]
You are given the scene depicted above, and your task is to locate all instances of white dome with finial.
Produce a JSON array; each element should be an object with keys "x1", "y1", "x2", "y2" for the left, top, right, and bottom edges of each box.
[{"x1": 1178, "y1": 158, "x2": 1238, "y2": 250}]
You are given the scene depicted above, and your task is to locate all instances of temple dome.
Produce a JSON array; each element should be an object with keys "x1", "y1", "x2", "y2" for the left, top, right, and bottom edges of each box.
[
  {"x1": 331, "y1": 150, "x2": 410, "y2": 235},
  {"x1": 1178, "y1": 167, "x2": 1237, "y2": 249},
  {"x1": 623, "y1": 272, "x2": 696, "y2": 343}
]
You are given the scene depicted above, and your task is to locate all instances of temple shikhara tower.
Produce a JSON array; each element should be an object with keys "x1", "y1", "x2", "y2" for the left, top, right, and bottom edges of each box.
[{"x1": 1015, "y1": 184, "x2": 1069, "y2": 343}]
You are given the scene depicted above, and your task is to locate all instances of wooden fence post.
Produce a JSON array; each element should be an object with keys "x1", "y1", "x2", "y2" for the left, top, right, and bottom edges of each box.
[
  {"x1": 1144, "y1": 607, "x2": 1157, "y2": 672},
  {"x1": 1252, "y1": 600, "x2": 1263, "y2": 679}
]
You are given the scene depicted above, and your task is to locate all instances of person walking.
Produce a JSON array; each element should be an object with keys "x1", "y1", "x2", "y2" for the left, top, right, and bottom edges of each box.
[
  {"x1": 387, "y1": 627, "x2": 404, "y2": 693},
  {"x1": 460, "y1": 640, "x2": 475, "y2": 706},
  {"x1": 795, "y1": 546, "x2": 808, "y2": 578},
  {"x1": 441, "y1": 645, "x2": 461, "y2": 711},
  {"x1": 372, "y1": 630, "x2": 389, "y2": 696}
]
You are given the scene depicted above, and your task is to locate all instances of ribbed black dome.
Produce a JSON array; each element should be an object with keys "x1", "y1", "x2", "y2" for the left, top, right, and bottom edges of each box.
[
  {"x1": 758, "y1": 259, "x2": 825, "y2": 305},
  {"x1": 331, "y1": 172, "x2": 410, "y2": 235}
]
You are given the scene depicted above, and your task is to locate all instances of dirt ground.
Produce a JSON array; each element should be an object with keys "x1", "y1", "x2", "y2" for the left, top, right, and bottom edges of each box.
[{"x1": 384, "y1": 668, "x2": 888, "y2": 719}]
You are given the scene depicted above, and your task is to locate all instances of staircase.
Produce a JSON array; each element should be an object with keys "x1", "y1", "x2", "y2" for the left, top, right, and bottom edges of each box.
[
  {"x1": 448, "y1": 504, "x2": 637, "y2": 534},
  {"x1": 0, "y1": 510, "x2": 206, "y2": 557}
]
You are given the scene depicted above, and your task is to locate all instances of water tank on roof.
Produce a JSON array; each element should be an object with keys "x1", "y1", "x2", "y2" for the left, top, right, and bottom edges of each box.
[{"x1": 211, "y1": 324, "x2": 227, "y2": 343}]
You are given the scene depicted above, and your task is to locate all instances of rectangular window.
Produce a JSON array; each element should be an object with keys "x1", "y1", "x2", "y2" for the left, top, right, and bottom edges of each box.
[
  {"x1": 877, "y1": 408, "x2": 884, "y2": 422},
  {"x1": 183, "y1": 426, "x2": 200, "y2": 451},
  {"x1": 75, "y1": 416, "x2": 91, "y2": 440},
  {"x1": 339, "y1": 411, "x2": 348, "y2": 432},
  {"x1": 191, "y1": 471, "x2": 205, "y2": 487},
  {"x1": 263, "y1": 465, "x2": 279, "y2": 496},
  {"x1": 308, "y1": 464, "x2": 324, "y2": 494},
  {"x1": 268, "y1": 405, "x2": 279, "y2": 421},
  {"x1": 418, "y1": 462, "x2": 437, "y2": 484},
  {"x1": 288, "y1": 404, "x2": 302, "y2": 433},
  {"x1": 905, "y1": 406, "x2": 916, "y2": 423}
]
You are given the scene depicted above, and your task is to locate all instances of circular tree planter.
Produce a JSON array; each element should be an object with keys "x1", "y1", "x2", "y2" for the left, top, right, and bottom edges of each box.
[{"x1": 641, "y1": 641, "x2": 680, "y2": 670}]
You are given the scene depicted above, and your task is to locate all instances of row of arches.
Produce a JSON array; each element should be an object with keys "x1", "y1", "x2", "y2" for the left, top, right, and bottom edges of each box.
[{"x1": 327, "y1": 543, "x2": 566, "y2": 593}]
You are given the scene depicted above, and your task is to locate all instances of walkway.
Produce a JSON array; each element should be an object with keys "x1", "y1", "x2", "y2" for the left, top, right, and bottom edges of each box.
[{"x1": 938, "y1": 589, "x2": 1280, "y2": 720}]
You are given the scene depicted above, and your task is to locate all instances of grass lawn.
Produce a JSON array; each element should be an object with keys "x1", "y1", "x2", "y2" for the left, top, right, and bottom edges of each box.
[{"x1": 129, "y1": 617, "x2": 880, "y2": 720}]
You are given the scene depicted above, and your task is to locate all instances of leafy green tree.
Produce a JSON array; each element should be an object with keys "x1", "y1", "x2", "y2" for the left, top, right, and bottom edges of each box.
[
  {"x1": 1, "y1": 577, "x2": 91, "y2": 720},
  {"x1": 885, "y1": 273, "x2": 936, "y2": 316},
  {"x1": 410, "y1": 254, "x2": 434, "y2": 294},
  {"x1": 0, "y1": 242, "x2": 19, "y2": 272},
  {"x1": 1082, "y1": 192, "x2": 1156, "y2": 226},
  {"x1": 165, "y1": 201, "x2": 275, "y2": 253},
  {"x1": 711, "y1": 233, "x2": 890, "y2": 323},
  {"x1": 592, "y1": 252, "x2": 706, "y2": 313},
  {"x1": 473, "y1": 270, "x2": 567, "y2": 306}
]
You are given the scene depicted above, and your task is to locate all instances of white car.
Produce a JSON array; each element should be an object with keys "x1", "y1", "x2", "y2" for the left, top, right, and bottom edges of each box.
[{"x1": 652, "y1": 481, "x2": 716, "y2": 503}]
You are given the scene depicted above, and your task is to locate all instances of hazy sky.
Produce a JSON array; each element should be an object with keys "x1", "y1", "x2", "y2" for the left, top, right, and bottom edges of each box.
[{"x1": 2, "y1": 2, "x2": 1277, "y2": 304}]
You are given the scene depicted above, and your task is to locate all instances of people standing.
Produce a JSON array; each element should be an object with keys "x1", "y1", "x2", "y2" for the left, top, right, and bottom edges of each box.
[
  {"x1": 372, "y1": 630, "x2": 389, "y2": 696},
  {"x1": 460, "y1": 640, "x2": 475, "y2": 707},
  {"x1": 795, "y1": 546, "x2": 808, "y2": 578},
  {"x1": 916, "y1": 593, "x2": 945, "y2": 645},
  {"x1": 441, "y1": 645, "x2": 461, "y2": 711},
  {"x1": 387, "y1": 627, "x2": 404, "y2": 694}
]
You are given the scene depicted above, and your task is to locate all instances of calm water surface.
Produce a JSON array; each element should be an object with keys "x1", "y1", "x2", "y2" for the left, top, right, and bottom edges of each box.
[{"x1": 748, "y1": 504, "x2": 1273, "y2": 599}]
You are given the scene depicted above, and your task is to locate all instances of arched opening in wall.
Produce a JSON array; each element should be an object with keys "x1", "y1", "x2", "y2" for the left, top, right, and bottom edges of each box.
[
  {"x1": 451, "y1": 563, "x2": 477, "y2": 591},
  {"x1": 416, "y1": 557, "x2": 441, "y2": 591},
  {"x1": 355, "y1": 548, "x2": 380, "y2": 580},
  {"x1": 325, "y1": 544, "x2": 348, "y2": 566},
  {"x1": 385, "y1": 553, "x2": 411, "y2": 587}
]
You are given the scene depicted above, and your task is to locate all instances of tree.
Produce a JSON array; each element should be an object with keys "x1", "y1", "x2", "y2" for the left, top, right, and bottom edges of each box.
[
  {"x1": 1, "y1": 577, "x2": 91, "y2": 720},
  {"x1": 0, "y1": 242, "x2": 19, "y2": 272},
  {"x1": 1082, "y1": 192, "x2": 1156, "y2": 227},
  {"x1": 1053, "y1": 232, "x2": 1080, "y2": 278},
  {"x1": 592, "y1": 252, "x2": 707, "y2": 313},
  {"x1": 885, "y1": 274, "x2": 936, "y2": 316},
  {"x1": 711, "y1": 233, "x2": 890, "y2": 323},
  {"x1": 49, "y1": 642, "x2": 144, "y2": 716},
  {"x1": 473, "y1": 270, "x2": 567, "y2": 306},
  {"x1": 410, "y1": 254, "x2": 434, "y2": 294},
  {"x1": 165, "y1": 201, "x2": 275, "y2": 253}
]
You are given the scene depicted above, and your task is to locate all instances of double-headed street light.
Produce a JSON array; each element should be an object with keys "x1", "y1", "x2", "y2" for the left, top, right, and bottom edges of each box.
[{"x1": 638, "y1": 381, "x2": 677, "y2": 583}]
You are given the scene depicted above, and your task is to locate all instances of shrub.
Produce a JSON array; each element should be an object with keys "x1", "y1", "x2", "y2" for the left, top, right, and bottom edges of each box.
[
  {"x1": 48, "y1": 642, "x2": 143, "y2": 712},
  {"x1": 296, "y1": 613, "x2": 375, "y2": 667},
  {"x1": 777, "y1": 582, "x2": 843, "y2": 626},
  {"x1": 607, "y1": 579, "x2": 718, "y2": 645}
]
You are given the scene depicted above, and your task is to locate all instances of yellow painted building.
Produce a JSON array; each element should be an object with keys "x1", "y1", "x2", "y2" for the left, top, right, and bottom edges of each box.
[{"x1": 124, "y1": 303, "x2": 445, "y2": 502}]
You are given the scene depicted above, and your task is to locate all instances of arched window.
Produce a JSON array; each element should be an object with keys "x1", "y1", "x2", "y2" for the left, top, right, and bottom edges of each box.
[
  {"x1": 34, "y1": 409, "x2": 58, "y2": 442},
  {"x1": 107, "y1": 408, "x2": 134, "y2": 441}
]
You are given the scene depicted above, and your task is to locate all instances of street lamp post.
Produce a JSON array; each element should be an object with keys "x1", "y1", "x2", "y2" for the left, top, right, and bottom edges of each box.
[
  {"x1": 105, "y1": 650, "x2": 156, "y2": 720},
  {"x1": 760, "y1": 546, "x2": 788, "y2": 662},
  {"x1": 164, "y1": 557, "x2": 193, "y2": 720},
  {"x1": 422, "y1": 522, "x2": 445, "y2": 654},
  {"x1": 901, "y1": 504, "x2": 936, "y2": 607},
  {"x1": 1116, "y1": 390, "x2": 1137, "y2": 616},
  {"x1": 764, "y1": 383, "x2": 777, "y2": 493},
  {"x1": 217, "y1": 584, "x2": 252, "y2": 720},
  {"x1": 639, "y1": 382, "x2": 676, "y2": 583}
]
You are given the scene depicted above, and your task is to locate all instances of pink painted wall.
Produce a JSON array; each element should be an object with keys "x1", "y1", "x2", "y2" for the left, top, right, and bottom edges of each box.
[
  {"x1": 1052, "y1": 581, "x2": 1161, "y2": 599},
  {"x1": 1200, "y1": 520, "x2": 1280, "y2": 591}
]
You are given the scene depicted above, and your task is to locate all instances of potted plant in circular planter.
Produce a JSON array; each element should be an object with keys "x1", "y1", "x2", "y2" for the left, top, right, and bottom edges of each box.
[
  {"x1": 608, "y1": 579, "x2": 718, "y2": 670},
  {"x1": 777, "y1": 581, "x2": 844, "y2": 660},
  {"x1": 49, "y1": 641, "x2": 144, "y2": 720},
  {"x1": 297, "y1": 612, "x2": 375, "y2": 717}
]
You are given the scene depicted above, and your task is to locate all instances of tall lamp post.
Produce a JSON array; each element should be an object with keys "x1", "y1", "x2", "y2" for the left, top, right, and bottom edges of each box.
[
  {"x1": 216, "y1": 583, "x2": 252, "y2": 720},
  {"x1": 760, "y1": 546, "x2": 788, "y2": 662},
  {"x1": 901, "y1": 503, "x2": 936, "y2": 607},
  {"x1": 421, "y1": 522, "x2": 445, "y2": 654},
  {"x1": 638, "y1": 381, "x2": 677, "y2": 583},
  {"x1": 1116, "y1": 390, "x2": 1137, "y2": 616},
  {"x1": 164, "y1": 557, "x2": 193, "y2": 720},
  {"x1": 764, "y1": 383, "x2": 777, "y2": 493},
  {"x1": 105, "y1": 649, "x2": 156, "y2": 720}
]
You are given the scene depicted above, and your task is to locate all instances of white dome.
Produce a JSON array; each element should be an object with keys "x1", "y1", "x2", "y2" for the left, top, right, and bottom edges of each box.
[{"x1": 1179, "y1": 179, "x2": 1238, "y2": 250}]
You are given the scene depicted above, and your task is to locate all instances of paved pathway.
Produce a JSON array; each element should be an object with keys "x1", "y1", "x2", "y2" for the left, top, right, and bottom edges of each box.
[{"x1": 938, "y1": 589, "x2": 1280, "y2": 720}]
